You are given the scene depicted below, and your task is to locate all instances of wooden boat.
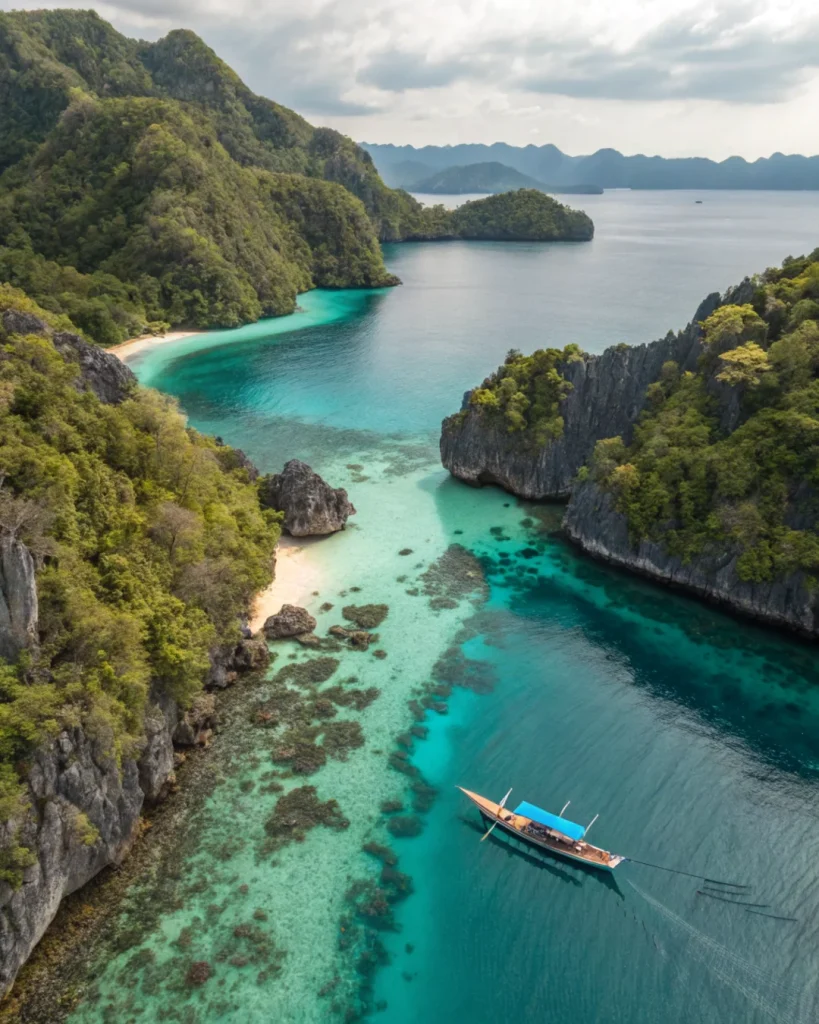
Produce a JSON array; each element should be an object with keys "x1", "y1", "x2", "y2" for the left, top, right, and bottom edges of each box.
[{"x1": 459, "y1": 787, "x2": 625, "y2": 872}]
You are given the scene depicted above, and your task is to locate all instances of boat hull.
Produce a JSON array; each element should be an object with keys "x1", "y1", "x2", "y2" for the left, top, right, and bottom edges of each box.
[
  {"x1": 458, "y1": 787, "x2": 623, "y2": 872},
  {"x1": 479, "y1": 811, "x2": 618, "y2": 872}
]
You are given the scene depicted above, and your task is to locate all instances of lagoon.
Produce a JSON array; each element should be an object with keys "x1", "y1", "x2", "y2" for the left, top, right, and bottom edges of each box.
[{"x1": 73, "y1": 191, "x2": 819, "y2": 1024}]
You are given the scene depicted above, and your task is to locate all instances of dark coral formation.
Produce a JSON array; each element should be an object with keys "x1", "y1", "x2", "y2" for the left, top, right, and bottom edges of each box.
[
  {"x1": 263, "y1": 786, "x2": 348, "y2": 853},
  {"x1": 341, "y1": 604, "x2": 389, "y2": 629}
]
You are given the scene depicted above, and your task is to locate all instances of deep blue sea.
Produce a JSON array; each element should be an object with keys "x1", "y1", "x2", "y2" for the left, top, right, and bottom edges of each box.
[{"x1": 73, "y1": 191, "x2": 819, "y2": 1024}]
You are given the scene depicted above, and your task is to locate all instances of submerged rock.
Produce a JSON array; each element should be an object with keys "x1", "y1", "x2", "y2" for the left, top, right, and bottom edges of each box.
[
  {"x1": 263, "y1": 604, "x2": 317, "y2": 639},
  {"x1": 328, "y1": 625, "x2": 377, "y2": 650},
  {"x1": 341, "y1": 603, "x2": 389, "y2": 629},
  {"x1": 259, "y1": 460, "x2": 356, "y2": 536}
]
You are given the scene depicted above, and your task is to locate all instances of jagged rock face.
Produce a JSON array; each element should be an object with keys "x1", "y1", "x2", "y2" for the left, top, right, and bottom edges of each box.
[
  {"x1": 173, "y1": 693, "x2": 217, "y2": 747},
  {"x1": 0, "y1": 627, "x2": 273, "y2": 995},
  {"x1": 0, "y1": 534, "x2": 38, "y2": 661},
  {"x1": 563, "y1": 482, "x2": 819, "y2": 638},
  {"x1": 1, "y1": 307, "x2": 137, "y2": 406},
  {"x1": 259, "y1": 460, "x2": 356, "y2": 536},
  {"x1": 52, "y1": 331, "x2": 137, "y2": 405},
  {"x1": 440, "y1": 292, "x2": 721, "y2": 499},
  {"x1": 206, "y1": 635, "x2": 271, "y2": 688},
  {"x1": 1, "y1": 309, "x2": 49, "y2": 336},
  {"x1": 138, "y1": 691, "x2": 178, "y2": 804},
  {"x1": 263, "y1": 604, "x2": 317, "y2": 638},
  {"x1": 0, "y1": 728, "x2": 144, "y2": 997}
]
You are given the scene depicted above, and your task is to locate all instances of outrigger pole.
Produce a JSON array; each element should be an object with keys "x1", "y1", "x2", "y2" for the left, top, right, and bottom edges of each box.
[
  {"x1": 480, "y1": 787, "x2": 512, "y2": 843},
  {"x1": 585, "y1": 813, "x2": 599, "y2": 836}
]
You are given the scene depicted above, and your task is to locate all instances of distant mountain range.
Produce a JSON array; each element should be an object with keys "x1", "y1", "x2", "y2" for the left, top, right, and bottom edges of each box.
[
  {"x1": 403, "y1": 161, "x2": 601, "y2": 196},
  {"x1": 362, "y1": 142, "x2": 819, "y2": 191}
]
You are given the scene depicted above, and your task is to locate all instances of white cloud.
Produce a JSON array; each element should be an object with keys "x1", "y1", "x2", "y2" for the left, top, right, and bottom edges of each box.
[{"x1": 3, "y1": 0, "x2": 819, "y2": 158}]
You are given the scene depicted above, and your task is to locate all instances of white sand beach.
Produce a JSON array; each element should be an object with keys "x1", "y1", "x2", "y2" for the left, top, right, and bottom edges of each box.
[
  {"x1": 108, "y1": 330, "x2": 203, "y2": 363},
  {"x1": 248, "y1": 536, "x2": 324, "y2": 633}
]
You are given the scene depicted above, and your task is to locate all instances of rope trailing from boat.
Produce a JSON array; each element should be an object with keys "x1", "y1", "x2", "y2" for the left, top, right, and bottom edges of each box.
[
  {"x1": 696, "y1": 891, "x2": 769, "y2": 908},
  {"x1": 625, "y1": 856, "x2": 749, "y2": 888},
  {"x1": 745, "y1": 909, "x2": 798, "y2": 922}
]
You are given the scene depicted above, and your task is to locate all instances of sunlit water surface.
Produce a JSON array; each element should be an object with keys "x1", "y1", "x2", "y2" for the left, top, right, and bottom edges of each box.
[{"x1": 71, "y1": 191, "x2": 819, "y2": 1024}]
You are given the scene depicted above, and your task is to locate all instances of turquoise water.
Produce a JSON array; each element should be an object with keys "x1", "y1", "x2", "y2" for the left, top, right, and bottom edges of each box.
[{"x1": 76, "y1": 192, "x2": 819, "y2": 1023}]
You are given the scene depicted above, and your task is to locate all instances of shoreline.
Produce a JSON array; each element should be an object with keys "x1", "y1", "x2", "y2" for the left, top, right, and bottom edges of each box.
[
  {"x1": 108, "y1": 329, "x2": 204, "y2": 363},
  {"x1": 249, "y1": 535, "x2": 324, "y2": 633}
]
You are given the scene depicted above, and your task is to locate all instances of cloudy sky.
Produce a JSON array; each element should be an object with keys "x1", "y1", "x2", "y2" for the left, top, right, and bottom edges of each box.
[{"x1": 5, "y1": 0, "x2": 819, "y2": 158}]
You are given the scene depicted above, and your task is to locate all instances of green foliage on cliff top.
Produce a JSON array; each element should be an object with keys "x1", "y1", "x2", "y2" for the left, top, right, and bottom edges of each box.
[
  {"x1": 0, "y1": 9, "x2": 593, "y2": 344},
  {"x1": 450, "y1": 190, "x2": 594, "y2": 241},
  {"x1": 464, "y1": 345, "x2": 581, "y2": 445},
  {"x1": 589, "y1": 251, "x2": 819, "y2": 582},
  {"x1": 0, "y1": 287, "x2": 278, "y2": 785}
]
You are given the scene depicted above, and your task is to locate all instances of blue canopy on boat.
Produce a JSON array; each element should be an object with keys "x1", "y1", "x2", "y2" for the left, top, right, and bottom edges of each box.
[{"x1": 514, "y1": 801, "x2": 586, "y2": 841}]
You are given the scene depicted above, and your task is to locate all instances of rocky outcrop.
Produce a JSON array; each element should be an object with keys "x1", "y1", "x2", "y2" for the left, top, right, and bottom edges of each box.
[
  {"x1": 173, "y1": 693, "x2": 217, "y2": 747},
  {"x1": 259, "y1": 460, "x2": 356, "y2": 536},
  {"x1": 564, "y1": 481, "x2": 819, "y2": 637},
  {"x1": 1, "y1": 309, "x2": 48, "y2": 336},
  {"x1": 0, "y1": 727, "x2": 144, "y2": 997},
  {"x1": 0, "y1": 632, "x2": 271, "y2": 995},
  {"x1": 206, "y1": 634, "x2": 271, "y2": 687},
  {"x1": 52, "y1": 331, "x2": 137, "y2": 404},
  {"x1": 263, "y1": 604, "x2": 317, "y2": 639},
  {"x1": 0, "y1": 534, "x2": 38, "y2": 661},
  {"x1": 1, "y1": 308, "x2": 136, "y2": 406},
  {"x1": 138, "y1": 691, "x2": 178, "y2": 804},
  {"x1": 441, "y1": 291, "x2": 721, "y2": 498}
]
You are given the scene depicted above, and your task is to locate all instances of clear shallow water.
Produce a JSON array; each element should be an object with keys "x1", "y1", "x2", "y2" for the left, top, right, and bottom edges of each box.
[{"x1": 75, "y1": 192, "x2": 819, "y2": 1023}]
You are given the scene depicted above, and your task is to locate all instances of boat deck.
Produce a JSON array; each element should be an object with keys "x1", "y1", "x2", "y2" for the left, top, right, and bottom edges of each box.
[{"x1": 459, "y1": 788, "x2": 624, "y2": 871}]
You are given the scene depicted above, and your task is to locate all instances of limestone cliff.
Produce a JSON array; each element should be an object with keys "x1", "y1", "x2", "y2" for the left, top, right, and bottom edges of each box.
[
  {"x1": 0, "y1": 535, "x2": 38, "y2": 661},
  {"x1": 259, "y1": 460, "x2": 356, "y2": 536},
  {"x1": 440, "y1": 291, "x2": 720, "y2": 498},
  {"x1": 564, "y1": 481, "x2": 817, "y2": 637},
  {"x1": 440, "y1": 274, "x2": 819, "y2": 639}
]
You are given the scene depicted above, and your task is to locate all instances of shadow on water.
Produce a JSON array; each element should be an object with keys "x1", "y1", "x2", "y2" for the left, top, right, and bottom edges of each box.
[
  {"x1": 427, "y1": 475, "x2": 819, "y2": 780},
  {"x1": 459, "y1": 815, "x2": 625, "y2": 899}
]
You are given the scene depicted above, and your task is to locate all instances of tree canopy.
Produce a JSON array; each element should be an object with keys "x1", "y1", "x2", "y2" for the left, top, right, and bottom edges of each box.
[
  {"x1": 0, "y1": 9, "x2": 593, "y2": 344},
  {"x1": 588, "y1": 251, "x2": 819, "y2": 582}
]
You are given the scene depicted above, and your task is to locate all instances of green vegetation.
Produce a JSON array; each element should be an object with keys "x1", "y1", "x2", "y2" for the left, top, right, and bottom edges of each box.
[
  {"x1": 467, "y1": 345, "x2": 582, "y2": 444},
  {"x1": 0, "y1": 10, "x2": 594, "y2": 344},
  {"x1": 0, "y1": 91, "x2": 396, "y2": 340},
  {"x1": 0, "y1": 287, "x2": 279, "y2": 869},
  {"x1": 450, "y1": 190, "x2": 594, "y2": 241},
  {"x1": 588, "y1": 251, "x2": 819, "y2": 582}
]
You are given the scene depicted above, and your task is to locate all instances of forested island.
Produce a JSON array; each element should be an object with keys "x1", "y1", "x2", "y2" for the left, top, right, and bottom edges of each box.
[
  {"x1": 441, "y1": 251, "x2": 819, "y2": 637},
  {"x1": 0, "y1": 9, "x2": 593, "y2": 346}
]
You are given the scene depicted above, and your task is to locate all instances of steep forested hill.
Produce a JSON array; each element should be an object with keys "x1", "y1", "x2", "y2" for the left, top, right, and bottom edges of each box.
[{"x1": 0, "y1": 10, "x2": 593, "y2": 344}]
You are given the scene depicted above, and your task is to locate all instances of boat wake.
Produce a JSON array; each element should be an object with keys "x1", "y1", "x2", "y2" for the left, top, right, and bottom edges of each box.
[{"x1": 628, "y1": 881, "x2": 810, "y2": 1024}]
